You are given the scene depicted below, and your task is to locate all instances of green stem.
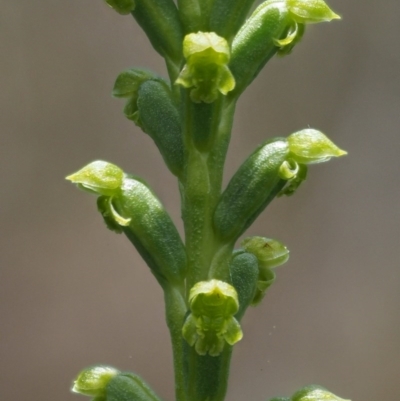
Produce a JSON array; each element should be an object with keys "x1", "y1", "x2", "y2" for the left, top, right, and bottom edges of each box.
[
  {"x1": 165, "y1": 57, "x2": 181, "y2": 86},
  {"x1": 185, "y1": 346, "x2": 233, "y2": 401},
  {"x1": 164, "y1": 285, "x2": 188, "y2": 401},
  {"x1": 180, "y1": 93, "x2": 237, "y2": 401},
  {"x1": 177, "y1": 0, "x2": 202, "y2": 32},
  {"x1": 182, "y1": 94, "x2": 236, "y2": 290}
]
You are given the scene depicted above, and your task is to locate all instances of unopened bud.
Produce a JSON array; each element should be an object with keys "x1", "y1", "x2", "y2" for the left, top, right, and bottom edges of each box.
[
  {"x1": 241, "y1": 237, "x2": 289, "y2": 269},
  {"x1": 112, "y1": 68, "x2": 159, "y2": 125},
  {"x1": 241, "y1": 237, "x2": 289, "y2": 305}
]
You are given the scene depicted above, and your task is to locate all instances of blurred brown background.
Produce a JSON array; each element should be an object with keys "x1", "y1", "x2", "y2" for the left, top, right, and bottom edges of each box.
[{"x1": 1, "y1": 1, "x2": 399, "y2": 400}]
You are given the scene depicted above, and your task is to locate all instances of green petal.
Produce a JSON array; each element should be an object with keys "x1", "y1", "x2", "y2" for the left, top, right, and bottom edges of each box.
[
  {"x1": 72, "y1": 366, "x2": 119, "y2": 397},
  {"x1": 108, "y1": 198, "x2": 131, "y2": 226},
  {"x1": 292, "y1": 385, "x2": 350, "y2": 401},
  {"x1": 279, "y1": 159, "x2": 300, "y2": 180},
  {"x1": 224, "y1": 317, "x2": 243, "y2": 345},
  {"x1": 218, "y1": 65, "x2": 236, "y2": 95},
  {"x1": 288, "y1": 129, "x2": 347, "y2": 164},
  {"x1": 182, "y1": 314, "x2": 198, "y2": 347},
  {"x1": 66, "y1": 161, "x2": 124, "y2": 196},
  {"x1": 174, "y1": 65, "x2": 193, "y2": 88},
  {"x1": 252, "y1": 268, "x2": 276, "y2": 306},
  {"x1": 278, "y1": 163, "x2": 308, "y2": 197},
  {"x1": 113, "y1": 68, "x2": 156, "y2": 98},
  {"x1": 97, "y1": 196, "x2": 124, "y2": 234},
  {"x1": 274, "y1": 22, "x2": 299, "y2": 47},
  {"x1": 287, "y1": 0, "x2": 341, "y2": 24}
]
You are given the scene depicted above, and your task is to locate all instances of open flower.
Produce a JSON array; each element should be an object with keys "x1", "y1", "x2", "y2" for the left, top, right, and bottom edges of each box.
[
  {"x1": 176, "y1": 32, "x2": 235, "y2": 103},
  {"x1": 182, "y1": 279, "x2": 243, "y2": 356}
]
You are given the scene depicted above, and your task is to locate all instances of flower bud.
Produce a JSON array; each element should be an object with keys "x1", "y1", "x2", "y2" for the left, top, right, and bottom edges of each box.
[
  {"x1": 72, "y1": 365, "x2": 119, "y2": 397},
  {"x1": 241, "y1": 237, "x2": 289, "y2": 305},
  {"x1": 176, "y1": 32, "x2": 235, "y2": 103},
  {"x1": 112, "y1": 68, "x2": 157, "y2": 99},
  {"x1": 241, "y1": 236, "x2": 289, "y2": 269},
  {"x1": 182, "y1": 279, "x2": 243, "y2": 356},
  {"x1": 291, "y1": 385, "x2": 350, "y2": 401},
  {"x1": 288, "y1": 129, "x2": 347, "y2": 164},
  {"x1": 112, "y1": 68, "x2": 160, "y2": 125},
  {"x1": 105, "y1": 0, "x2": 135, "y2": 15}
]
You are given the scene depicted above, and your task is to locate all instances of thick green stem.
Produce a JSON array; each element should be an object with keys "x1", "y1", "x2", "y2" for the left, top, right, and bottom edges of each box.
[
  {"x1": 181, "y1": 94, "x2": 236, "y2": 290},
  {"x1": 165, "y1": 58, "x2": 182, "y2": 85},
  {"x1": 179, "y1": 93, "x2": 237, "y2": 401},
  {"x1": 164, "y1": 285, "x2": 188, "y2": 401},
  {"x1": 184, "y1": 346, "x2": 233, "y2": 401}
]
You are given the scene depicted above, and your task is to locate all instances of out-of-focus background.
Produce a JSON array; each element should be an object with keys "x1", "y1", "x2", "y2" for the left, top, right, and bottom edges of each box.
[{"x1": 1, "y1": 1, "x2": 399, "y2": 400}]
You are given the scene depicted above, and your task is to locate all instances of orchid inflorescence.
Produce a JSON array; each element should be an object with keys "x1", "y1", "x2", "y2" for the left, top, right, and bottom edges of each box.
[{"x1": 68, "y1": 0, "x2": 348, "y2": 400}]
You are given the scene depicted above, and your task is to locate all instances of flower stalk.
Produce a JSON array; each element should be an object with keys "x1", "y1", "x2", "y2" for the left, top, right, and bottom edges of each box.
[{"x1": 68, "y1": 1, "x2": 349, "y2": 401}]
